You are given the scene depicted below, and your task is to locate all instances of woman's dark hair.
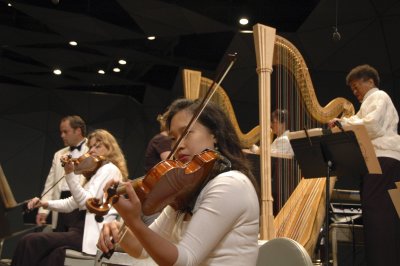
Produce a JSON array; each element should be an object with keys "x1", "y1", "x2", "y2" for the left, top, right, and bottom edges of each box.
[
  {"x1": 165, "y1": 98, "x2": 260, "y2": 211},
  {"x1": 346, "y1": 64, "x2": 380, "y2": 87}
]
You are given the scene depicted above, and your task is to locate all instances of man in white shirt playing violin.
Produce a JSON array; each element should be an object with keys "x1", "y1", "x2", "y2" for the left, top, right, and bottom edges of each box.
[{"x1": 37, "y1": 115, "x2": 88, "y2": 232}]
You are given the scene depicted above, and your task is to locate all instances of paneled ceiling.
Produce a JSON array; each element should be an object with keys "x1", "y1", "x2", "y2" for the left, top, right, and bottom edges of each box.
[{"x1": 0, "y1": 0, "x2": 319, "y2": 102}]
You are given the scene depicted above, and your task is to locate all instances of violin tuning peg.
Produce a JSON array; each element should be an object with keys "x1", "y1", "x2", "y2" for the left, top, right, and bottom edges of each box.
[
  {"x1": 111, "y1": 196, "x2": 119, "y2": 204},
  {"x1": 107, "y1": 184, "x2": 118, "y2": 197}
]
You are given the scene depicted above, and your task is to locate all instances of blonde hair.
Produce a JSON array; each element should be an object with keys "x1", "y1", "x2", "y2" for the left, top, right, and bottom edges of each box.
[{"x1": 87, "y1": 129, "x2": 129, "y2": 180}]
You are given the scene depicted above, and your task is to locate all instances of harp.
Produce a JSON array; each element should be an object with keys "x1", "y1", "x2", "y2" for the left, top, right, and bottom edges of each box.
[
  {"x1": 253, "y1": 23, "x2": 354, "y2": 257},
  {"x1": 182, "y1": 24, "x2": 354, "y2": 258}
]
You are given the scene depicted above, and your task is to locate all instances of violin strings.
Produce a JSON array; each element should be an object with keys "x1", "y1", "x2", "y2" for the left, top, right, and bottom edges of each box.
[{"x1": 118, "y1": 222, "x2": 128, "y2": 242}]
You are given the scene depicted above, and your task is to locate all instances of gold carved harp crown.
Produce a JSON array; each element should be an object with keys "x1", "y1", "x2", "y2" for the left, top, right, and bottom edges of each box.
[{"x1": 272, "y1": 35, "x2": 354, "y2": 123}]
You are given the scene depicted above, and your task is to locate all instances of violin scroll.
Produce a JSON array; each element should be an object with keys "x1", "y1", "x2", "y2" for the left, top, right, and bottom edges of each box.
[
  {"x1": 86, "y1": 198, "x2": 109, "y2": 222},
  {"x1": 60, "y1": 154, "x2": 74, "y2": 167},
  {"x1": 86, "y1": 183, "x2": 120, "y2": 222}
]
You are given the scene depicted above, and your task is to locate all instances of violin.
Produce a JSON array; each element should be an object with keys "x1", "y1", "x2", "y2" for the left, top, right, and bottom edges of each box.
[
  {"x1": 86, "y1": 53, "x2": 237, "y2": 221},
  {"x1": 61, "y1": 153, "x2": 106, "y2": 179},
  {"x1": 86, "y1": 149, "x2": 219, "y2": 219}
]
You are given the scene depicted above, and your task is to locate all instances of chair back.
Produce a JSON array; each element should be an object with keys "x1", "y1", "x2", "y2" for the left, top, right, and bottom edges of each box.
[{"x1": 256, "y1": 237, "x2": 313, "y2": 266}]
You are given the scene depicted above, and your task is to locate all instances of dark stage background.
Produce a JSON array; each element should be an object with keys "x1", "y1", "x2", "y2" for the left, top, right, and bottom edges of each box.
[{"x1": 2, "y1": 0, "x2": 400, "y2": 261}]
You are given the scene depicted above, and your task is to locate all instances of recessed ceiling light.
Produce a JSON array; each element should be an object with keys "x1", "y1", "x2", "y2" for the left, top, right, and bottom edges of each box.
[
  {"x1": 239, "y1": 18, "x2": 249, "y2": 25},
  {"x1": 147, "y1": 36, "x2": 156, "y2": 40},
  {"x1": 69, "y1": 41, "x2": 78, "y2": 46},
  {"x1": 113, "y1": 67, "x2": 121, "y2": 72},
  {"x1": 53, "y1": 69, "x2": 62, "y2": 75},
  {"x1": 240, "y1": 30, "x2": 253, "y2": 34},
  {"x1": 98, "y1": 70, "x2": 105, "y2": 74},
  {"x1": 118, "y1": 59, "x2": 127, "y2": 65},
  {"x1": 7, "y1": 3, "x2": 12, "y2": 7}
]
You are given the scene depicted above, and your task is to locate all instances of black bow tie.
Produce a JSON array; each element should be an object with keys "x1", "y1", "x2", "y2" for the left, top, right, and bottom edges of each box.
[{"x1": 70, "y1": 142, "x2": 83, "y2": 151}]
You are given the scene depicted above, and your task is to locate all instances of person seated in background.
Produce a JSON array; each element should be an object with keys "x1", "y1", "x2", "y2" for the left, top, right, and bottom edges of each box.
[
  {"x1": 270, "y1": 109, "x2": 294, "y2": 158},
  {"x1": 97, "y1": 98, "x2": 261, "y2": 266},
  {"x1": 144, "y1": 111, "x2": 172, "y2": 173},
  {"x1": 11, "y1": 129, "x2": 129, "y2": 266},
  {"x1": 241, "y1": 109, "x2": 294, "y2": 158}
]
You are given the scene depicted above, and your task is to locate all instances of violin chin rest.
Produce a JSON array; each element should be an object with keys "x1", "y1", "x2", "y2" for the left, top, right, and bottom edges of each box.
[{"x1": 95, "y1": 215, "x2": 104, "y2": 223}]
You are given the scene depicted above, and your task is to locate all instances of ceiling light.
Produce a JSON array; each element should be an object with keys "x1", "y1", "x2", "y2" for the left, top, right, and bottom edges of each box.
[
  {"x1": 239, "y1": 18, "x2": 249, "y2": 25},
  {"x1": 240, "y1": 30, "x2": 253, "y2": 34},
  {"x1": 7, "y1": 3, "x2": 12, "y2": 7},
  {"x1": 147, "y1": 36, "x2": 156, "y2": 40},
  {"x1": 53, "y1": 69, "x2": 62, "y2": 75},
  {"x1": 69, "y1": 41, "x2": 78, "y2": 46},
  {"x1": 113, "y1": 67, "x2": 121, "y2": 73},
  {"x1": 118, "y1": 59, "x2": 127, "y2": 65},
  {"x1": 98, "y1": 70, "x2": 105, "y2": 74}
]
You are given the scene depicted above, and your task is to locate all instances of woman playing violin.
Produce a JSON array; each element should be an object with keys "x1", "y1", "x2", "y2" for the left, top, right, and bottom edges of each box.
[
  {"x1": 11, "y1": 129, "x2": 128, "y2": 266},
  {"x1": 98, "y1": 99, "x2": 260, "y2": 266}
]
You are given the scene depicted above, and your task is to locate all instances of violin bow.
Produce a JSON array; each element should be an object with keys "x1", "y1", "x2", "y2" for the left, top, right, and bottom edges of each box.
[
  {"x1": 168, "y1": 53, "x2": 237, "y2": 160},
  {"x1": 98, "y1": 223, "x2": 128, "y2": 261},
  {"x1": 23, "y1": 174, "x2": 67, "y2": 214},
  {"x1": 25, "y1": 154, "x2": 84, "y2": 212},
  {"x1": 39, "y1": 174, "x2": 66, "y2": 200},
  {"x1": 25, "y1": 155, "x2": 73, "y2": 212}
]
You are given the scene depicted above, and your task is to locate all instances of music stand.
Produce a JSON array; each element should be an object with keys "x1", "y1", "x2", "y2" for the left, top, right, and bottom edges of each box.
[
  {"x1": 288, "y1": 125, "x2": 381, "y2": 265},
  {"x1": 0, "y1": 164, "x2": 39, "y2": 258}
]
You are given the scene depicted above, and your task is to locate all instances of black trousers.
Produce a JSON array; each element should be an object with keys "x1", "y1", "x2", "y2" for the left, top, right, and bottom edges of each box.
[
  {"x1": 361, "y1": 157, "x2": 400, "y2": 266},
  {"x1": 11, "y1": 210, "x2": 85, "y2": 266}
]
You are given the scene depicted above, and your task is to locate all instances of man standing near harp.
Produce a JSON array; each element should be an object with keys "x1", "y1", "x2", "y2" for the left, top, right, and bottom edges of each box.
[{"x1": 329, "y1": 64, "x2": 400, "y2": 266}]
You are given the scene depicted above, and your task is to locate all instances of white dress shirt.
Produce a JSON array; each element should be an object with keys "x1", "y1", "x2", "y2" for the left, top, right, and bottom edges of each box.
[
  {"x1": 341, "y1": 88, "x2": 400, "y2": 160},
  {"x1": 146, "y1": 170, "x2": 259, "y2": 266},
  {"x1": 271, "y1": 130, "x2": 294, "y2": 158},
  {"x1": 39, "y1": 138, "x2": 89, "y2": 229},
  {"x1": 47, "y1": 162, "x2": 122, "y2": 255}
]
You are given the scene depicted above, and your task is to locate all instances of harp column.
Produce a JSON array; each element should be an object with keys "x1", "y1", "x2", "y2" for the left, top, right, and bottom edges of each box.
[{"x1": 253, "y1": 24, "x2": 276, "y2": 240}]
